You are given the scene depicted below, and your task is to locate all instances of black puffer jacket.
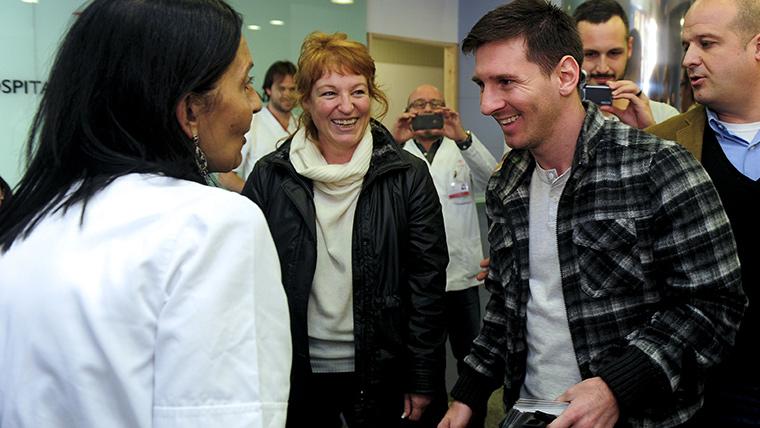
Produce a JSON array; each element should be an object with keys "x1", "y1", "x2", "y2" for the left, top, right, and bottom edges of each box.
[{"x1": 242, "y1": 120, "x2": 448, "y2": 425}]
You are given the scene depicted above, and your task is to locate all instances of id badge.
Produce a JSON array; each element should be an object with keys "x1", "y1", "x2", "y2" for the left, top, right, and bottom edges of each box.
[{"x1": 448, "y1": 178, "x2": 471, "y2": 205}]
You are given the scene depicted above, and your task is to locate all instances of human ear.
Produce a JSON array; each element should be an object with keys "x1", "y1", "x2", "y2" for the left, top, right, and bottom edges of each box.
[
  {"x1": 176, "y1": 94, "x2": 201, "y2": 139},
  {"x1": 301, "y1": 96, "x2": 312, "y2": 113},
  {"x1": 556, "y1": 55, "x2": 581, "y2": 97},
  {"x1": 627, "y1": 35, "x2": 634, "y2": 60}
]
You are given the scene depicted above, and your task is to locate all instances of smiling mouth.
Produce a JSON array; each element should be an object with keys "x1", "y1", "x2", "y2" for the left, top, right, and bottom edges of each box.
[
  {"x1": 331, "y1": 118, "x2": 358, "y2": 128},
  {"x1": 497, "y1": 115, "x2": 519, "y2": 126}
]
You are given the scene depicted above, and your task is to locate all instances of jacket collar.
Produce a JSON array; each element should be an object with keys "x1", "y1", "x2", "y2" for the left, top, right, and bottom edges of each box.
[
  {"x1": 495, "y1": 102, "x2": 606, "y2": 198},
  {"x1": 646, "y1": 104, "x2": 706, "y2": 161},
  {"x1": 573, "y1": 102, "x2": 607, "y2": 168},
  {"x1": 675, "y1": 105, "x2": 706, "y2": 161},
  {"x1": 268, "y1": 119, "x2": 412, "y2": 185}
]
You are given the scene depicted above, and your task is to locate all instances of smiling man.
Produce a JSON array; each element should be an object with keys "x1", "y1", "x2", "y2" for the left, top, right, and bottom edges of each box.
[
  {"x1": 646, "y1": 0, "x2": 760, "y2": 424},
  {"x1": 437, "y1": 1, "x2": 746, "y2": 427},
  {"x1": 573, "y1": 0, "x2": 679, "y2": 128}
]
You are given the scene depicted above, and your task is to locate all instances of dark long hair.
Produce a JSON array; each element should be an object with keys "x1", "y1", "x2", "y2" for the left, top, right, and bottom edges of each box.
[{"x1": 0, "y1": 0, "x2": 242, "y2": 251}]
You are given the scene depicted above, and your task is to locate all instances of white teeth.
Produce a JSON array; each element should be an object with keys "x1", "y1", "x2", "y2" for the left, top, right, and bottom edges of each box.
[
  {"x1": 498, "y1": 115, "x2": 519, "y2": 125},
  {"x1": 332, "y1": 118, "x2": 358, "y2": 126}
]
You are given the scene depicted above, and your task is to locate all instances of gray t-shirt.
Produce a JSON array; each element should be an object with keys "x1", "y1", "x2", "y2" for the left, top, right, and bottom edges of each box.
[{"x1": 520, "y1": 164, "x2": 582, "y2": 400}]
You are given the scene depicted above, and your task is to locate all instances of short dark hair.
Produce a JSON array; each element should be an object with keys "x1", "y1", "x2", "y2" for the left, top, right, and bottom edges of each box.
[
  {"x1": 0, "y1": 0, "x2": 243, "y2": 250},
  {"x1": 573, "y1": 0, "x2": 630, "y2": 35},
  {"x1": 262, "y1": 60, "x2": 297, "y2": 101},
  {"x1": 462, "y1": 0, "x2": 583, "y2": 76}
]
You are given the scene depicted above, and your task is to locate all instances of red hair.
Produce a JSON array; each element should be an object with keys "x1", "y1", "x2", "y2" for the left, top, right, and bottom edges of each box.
[{"x1": 296, "y1": 32, "x2": 388, "y2": 141}]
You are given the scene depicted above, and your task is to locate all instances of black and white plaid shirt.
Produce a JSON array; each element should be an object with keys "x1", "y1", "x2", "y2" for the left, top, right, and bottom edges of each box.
[{"x1": 452, "y1": 104, "x2": 746, "y2": 427}]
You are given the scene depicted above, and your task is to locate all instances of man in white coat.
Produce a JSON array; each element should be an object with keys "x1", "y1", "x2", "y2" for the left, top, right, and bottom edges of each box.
[
  {"x1": 219, "y1": 61, "x2": 299, "y2": 192},
  {"x1": 392, "y1": 84, "x2": 497, "y2": 428}
]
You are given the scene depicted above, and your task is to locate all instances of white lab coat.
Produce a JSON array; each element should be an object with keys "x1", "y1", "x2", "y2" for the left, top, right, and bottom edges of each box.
[
  {"x1": 236, "y1": 106, "x2": 298, "y2": 181},
  {"x1": 0, "y1": 174, "x2": 291, "y2": 428},
  {"x1": 403, "y1": 134, "x2": 497, "y2": 291}
]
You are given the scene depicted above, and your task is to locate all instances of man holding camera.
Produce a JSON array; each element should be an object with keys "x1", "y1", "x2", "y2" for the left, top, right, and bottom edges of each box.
[
  {"x1": 574, "y1": 0, "x2": 679, "y2": 128},
  {"x1": 393, "y1": 84, "x2": 497, "y2": 428}
]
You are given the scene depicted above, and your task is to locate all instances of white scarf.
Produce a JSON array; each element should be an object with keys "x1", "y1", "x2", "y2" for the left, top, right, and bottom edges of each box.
[{"x1": 290, "y1": 126, "x2": 372, "y2": 368}]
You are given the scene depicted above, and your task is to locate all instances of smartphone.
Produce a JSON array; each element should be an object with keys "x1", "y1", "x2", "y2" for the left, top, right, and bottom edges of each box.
[
  {"x1": 582, "y1": 84, "x2": 613, "y2": 106},
  {"x1": 411, "y1": 113, "x2": 444, "y2": 131}
]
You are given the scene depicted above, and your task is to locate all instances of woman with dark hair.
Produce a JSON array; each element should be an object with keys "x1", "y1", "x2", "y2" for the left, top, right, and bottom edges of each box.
[
  {"x1": 0, "y1": 175, "x2": 10, "y2": 208},
  {"x1": 0, "y1": 1, "x2": 291, "y2": 426},
  {"x1": 242, "y1": 32, "x2": 449, "y2": 428}
]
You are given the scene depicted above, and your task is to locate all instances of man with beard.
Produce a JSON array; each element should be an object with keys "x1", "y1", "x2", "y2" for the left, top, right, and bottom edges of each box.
[
  {"x1": 436, "y1": 1, "x2": 745, "y2": 426},
  {"x1": 219, "y1": 60, "x2": 298, "y2": 192},
  {"x1": 574, "y1": 0, "x2": 679, "y2": 128}
]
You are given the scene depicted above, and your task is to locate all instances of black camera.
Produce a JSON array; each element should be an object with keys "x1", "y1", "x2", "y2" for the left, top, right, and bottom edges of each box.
[
  {"x1": 582, "y1": 84, "x2": 613, "y2": 106},
  {"x1": 411, "y1": 113, "x2": 444, "y2": 131}
]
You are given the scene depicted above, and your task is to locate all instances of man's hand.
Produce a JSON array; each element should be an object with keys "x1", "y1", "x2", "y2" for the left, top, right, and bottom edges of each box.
[
  {"x1": 438, "y1": 107, "x2": 468, "y2": 142},
  {"x1": 396, "y1": 107, "x2": 469, "y2": 143},
  {"x1": 402, "y1": 393, "x2": 432, "y2": 421},
  {"x1": 548, "y1": 377, "x2": 619, "y2": 428},
  {"x1": 600, "y1": 80, "x2": 655, "y2": 129},
  {"x1": 476, "y1": 257, "x2": 490, "y2": 282},
  {"x1": 437, "y1": 400, "x2": 473, "y2": 428},
  {"x1": 392, "y1": 112, "x2": 416, "y2": 144}
]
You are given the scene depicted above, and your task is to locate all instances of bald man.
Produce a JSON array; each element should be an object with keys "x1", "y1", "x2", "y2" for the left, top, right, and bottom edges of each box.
[
  {"x1": 647, "y1": 0, "x2": 760, "y2": 424},
  {"x1": 392, "y1": 84, "x2": 497, "y2": 428}
]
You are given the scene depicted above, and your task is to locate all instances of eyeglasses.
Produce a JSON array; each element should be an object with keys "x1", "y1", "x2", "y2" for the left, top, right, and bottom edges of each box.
[{"x1": 408, "y1": 99, "x2": 446, "y2": 110}]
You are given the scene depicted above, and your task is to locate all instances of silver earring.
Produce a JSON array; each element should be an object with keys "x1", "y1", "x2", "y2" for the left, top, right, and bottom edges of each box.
[{"x1": 192, "y1": 134, "x2": 209, "y2": 180}]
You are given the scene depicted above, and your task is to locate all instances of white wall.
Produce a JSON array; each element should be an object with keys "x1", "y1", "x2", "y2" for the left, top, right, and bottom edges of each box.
[
  {"x1": 456, "y1": 0, "x2": 512, "y2": 160},
  {"x1": 366, "y1": 0, "x2": 507, "y2": 160},
  {"x1": 375, "y1": 63, "x2": 444, "y2": 131},
  {"x1": 367, "y1": 0, "x2": 458, "y2": 43},
  {"x1": 0, "y1": 0, "x2": 367, "y2": 189},
  {"x1": 0, "y1": 1, "x2": 82, "y2": 187}
]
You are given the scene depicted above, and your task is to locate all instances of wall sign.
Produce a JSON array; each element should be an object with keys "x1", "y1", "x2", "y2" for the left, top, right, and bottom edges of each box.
[{"x1": 1, "y1": 78, "x2": 46, "y2": 95}]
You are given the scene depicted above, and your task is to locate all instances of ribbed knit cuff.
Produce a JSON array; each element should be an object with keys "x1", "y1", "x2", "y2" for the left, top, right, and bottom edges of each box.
[
  {"x1": 596, "y1": 346, "x2": 670, "y2": 413},
  {"x1": 450, "y1": 365, "x2": 500, "y2": 410}
]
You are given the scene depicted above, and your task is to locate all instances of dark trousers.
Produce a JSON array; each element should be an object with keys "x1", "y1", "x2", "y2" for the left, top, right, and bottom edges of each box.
[
  {"x1": 445, "y1": 286, "x2": 486, "y2": 428},
  {"x1": 286, "y1": 372, "x2": 448, "y2": 428},
  {"x1": 446, "y1": 287, "x2": 483, "y2": 374}
]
